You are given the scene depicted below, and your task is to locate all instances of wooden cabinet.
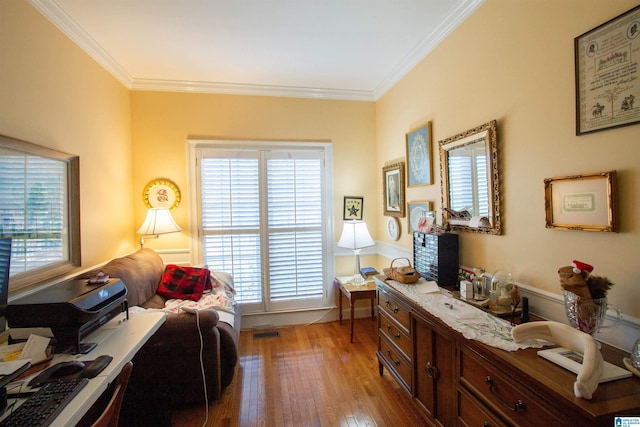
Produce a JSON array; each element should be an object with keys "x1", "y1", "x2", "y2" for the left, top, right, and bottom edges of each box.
[
  {"x1": 375, "y1": 278, "x2": 640, "y2": 427},
  {"x1": 377, "y1": 284, "x2": 412, "y2": 393},
  {"x1": 413, "y1": 312, "x2": 456, "y2": 427}
]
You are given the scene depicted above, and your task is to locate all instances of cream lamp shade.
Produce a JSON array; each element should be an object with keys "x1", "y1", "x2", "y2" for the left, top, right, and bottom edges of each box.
[
  {"x1": 137, "y1": 208, "x2": 181, "y2": 247},
  {"x1": 337, "y1": 220, "x2": 375, "y2": 285}
]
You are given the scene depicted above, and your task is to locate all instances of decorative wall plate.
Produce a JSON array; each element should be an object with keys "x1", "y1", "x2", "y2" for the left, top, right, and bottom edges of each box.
[
  {"x1": 387, "y1": 217, "x2": 400, "y2": 241},
  {"x1": 143, "y1": 178, "x2": 181, "y2": 210}
]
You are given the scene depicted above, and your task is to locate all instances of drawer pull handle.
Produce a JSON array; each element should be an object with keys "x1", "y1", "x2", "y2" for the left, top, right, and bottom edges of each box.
[
  {"x1": 483, "y1": 422, "x2": 490, "y2": 427},
  {"x1": 386, "y1": 350, "x2": 401, "y2": 366},
  {"x1": 425, "y1": 362, "x2": 439, "y2": 380},
  {"x1": 385, "y1": 300, "x2": 399, "y2": 313},
  {"x1": 485, "y1": 376, "x2": 526, "y2": 412},
  {"x1": 387, "y1": 324, "x2": 392, "y2": 332}
]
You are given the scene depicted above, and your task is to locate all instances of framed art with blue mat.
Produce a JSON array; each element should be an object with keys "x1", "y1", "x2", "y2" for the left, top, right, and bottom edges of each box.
[{"x1": 406, "y1": 122, "x2": 433, "y2": 187}]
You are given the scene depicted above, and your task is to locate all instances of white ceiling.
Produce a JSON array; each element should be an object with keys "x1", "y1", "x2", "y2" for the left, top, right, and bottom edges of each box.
[{"x1": 31, "y1": 0, "x2": 483, "y2": 100}]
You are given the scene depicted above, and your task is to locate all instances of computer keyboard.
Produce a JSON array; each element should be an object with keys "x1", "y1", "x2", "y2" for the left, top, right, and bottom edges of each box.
[{"x1": 0, "y1": 378, "x2": 89, "y2": 426}]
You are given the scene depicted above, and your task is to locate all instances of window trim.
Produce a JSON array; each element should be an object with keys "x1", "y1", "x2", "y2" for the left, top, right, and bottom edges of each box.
[
  {"x1": 187, "y1": 139, "x2": 335, "y2": 313},
  {"x1": 0, "y1": 134, "x2": 81, "y2": 291}
]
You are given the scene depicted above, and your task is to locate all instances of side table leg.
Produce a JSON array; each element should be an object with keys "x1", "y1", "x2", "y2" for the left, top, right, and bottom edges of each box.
[
  {"x1": 350, "y1": 299, "x2": 355, "y2": 343},
  {"x1": 338, "y1": 288, "x2": 343, "y2": 325}
]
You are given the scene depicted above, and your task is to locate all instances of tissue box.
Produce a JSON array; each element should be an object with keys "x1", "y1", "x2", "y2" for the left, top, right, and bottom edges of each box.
[{"x1": 460, "y1": 280, "x2": 473, "y2": 299}]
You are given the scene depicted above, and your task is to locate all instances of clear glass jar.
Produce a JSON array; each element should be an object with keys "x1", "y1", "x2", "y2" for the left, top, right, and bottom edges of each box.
[{"x1": 491, "y1": 270, "x2": 513, "y2": 308}]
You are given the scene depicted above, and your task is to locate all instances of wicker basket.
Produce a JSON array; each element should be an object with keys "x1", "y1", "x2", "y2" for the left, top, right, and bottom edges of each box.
[{"x1": 383, "y1": 258, "x2": 421, "y2": 284}]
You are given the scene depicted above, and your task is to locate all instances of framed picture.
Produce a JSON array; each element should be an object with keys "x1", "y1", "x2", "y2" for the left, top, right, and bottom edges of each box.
[
  {"x1": 544, "y1": 171, "x2": 618, "y2": 232},
  {"x1": 575, "y1": 5, "x2": 640, "y2": 135},
  {"x1": 407, "y1": 201, "x2": 434, "y2": 233},
  {"x1": 406, "y1": 122, "x2": 433, "y2": 186},
  {"x1": 343, "y1": 196, "x2": 363, "y2": 220},
  {"x1": 383, "y1": 162, "x2": 405, "y2": 217}
]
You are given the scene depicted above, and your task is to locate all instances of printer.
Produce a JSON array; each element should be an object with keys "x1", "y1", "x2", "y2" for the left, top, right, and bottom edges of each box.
[{"x1": 7, "y1": 278, "x2": 128, "y2": 354}]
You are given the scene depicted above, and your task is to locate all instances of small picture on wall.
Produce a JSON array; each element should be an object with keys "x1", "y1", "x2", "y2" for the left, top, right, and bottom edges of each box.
[
  {"x1": 343, "y1": 196, "x2": 363, "y2": 220},
  {"x1": 383, "y1": 162, "x2": 405, "y2": 217}
]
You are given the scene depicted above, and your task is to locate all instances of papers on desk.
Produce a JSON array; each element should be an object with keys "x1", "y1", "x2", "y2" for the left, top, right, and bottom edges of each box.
[
  {"x1": 0, "y1": 360, "x2": 30, "y2": 376},
  {"x1": 0, "y1": 334, "x2": 52, "y2": 365}
]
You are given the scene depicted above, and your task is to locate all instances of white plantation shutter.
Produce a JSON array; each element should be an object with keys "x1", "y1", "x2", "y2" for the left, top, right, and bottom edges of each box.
[
  {"x1": 201, "y1": 154, "x2": 262, "y2": 304},
  {"x1": 266, "y1": 154, "x2": 324, "y2": 302},
  {"x1": 448, "y1": 147, "x2": 489, "y2": 218},
  {"x1": 197, "y1": 144, "x2": 329, "y2": 312},
  {"x1": 0, "y1": 154, "x2": 67, "y2": 275},
  {"x1": 448, "y1": 155, "x2": 473, "y2": 212}
]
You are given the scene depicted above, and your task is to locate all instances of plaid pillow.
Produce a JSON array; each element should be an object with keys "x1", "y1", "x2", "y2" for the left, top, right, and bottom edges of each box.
[{"x1": 157, "y1": 265, "x2": 212, "y2": 301}]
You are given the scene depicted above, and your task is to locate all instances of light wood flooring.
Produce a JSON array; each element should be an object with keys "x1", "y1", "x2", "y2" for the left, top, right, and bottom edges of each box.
[{"x1": 170, "y1": 317, "x2": 428, "y2": 426}]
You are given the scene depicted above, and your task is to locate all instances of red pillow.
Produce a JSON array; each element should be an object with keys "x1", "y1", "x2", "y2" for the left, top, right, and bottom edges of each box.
[{"x1": 157, "y1": 265, "x2": 212, "y2": 301}]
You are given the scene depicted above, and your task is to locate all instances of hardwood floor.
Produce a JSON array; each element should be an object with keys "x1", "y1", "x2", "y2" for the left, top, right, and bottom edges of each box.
[{"x1": 170, "y1": 317, "x2": 428, "y2": 427}]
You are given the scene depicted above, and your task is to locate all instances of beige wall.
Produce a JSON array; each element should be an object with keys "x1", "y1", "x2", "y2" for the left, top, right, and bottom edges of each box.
[
  {"x1": 376, "y1": 0, "x2": 640, "y2": 318},
  {"x1": 130, "y1": 91, "x2": 376, "y2": 256},
  {"x1": 3, "y1": 0, "x2": 639, "y2": 321},
  {"x1": 0, "y1": 0, "x2": 134, "y2": 269}
]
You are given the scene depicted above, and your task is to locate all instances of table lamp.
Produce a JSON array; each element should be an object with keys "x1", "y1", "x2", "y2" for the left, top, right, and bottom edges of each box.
[
  {"x1": 137, "y1": 208, "x2": 182, "y2": 248},
  {"x1": 337, "y1": 220, "x2": 375, "y2": 285}
]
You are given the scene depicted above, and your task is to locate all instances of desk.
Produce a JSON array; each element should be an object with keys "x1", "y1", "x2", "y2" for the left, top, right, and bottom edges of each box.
[
  {"x1": 1, "y1": 311, "x2": 165, "y2": 427},
  {"x1": 336, "y1": 278, "x2": 377, "y2": 343}
]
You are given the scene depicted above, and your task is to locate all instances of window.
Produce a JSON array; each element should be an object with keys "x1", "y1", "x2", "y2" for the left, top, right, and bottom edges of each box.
[
  {"x1": 0, "y1": 135, "x2": 81, "y2": 290},
  {"x1": 190, "y1": 141, "x2": 333, "y2": 313}
]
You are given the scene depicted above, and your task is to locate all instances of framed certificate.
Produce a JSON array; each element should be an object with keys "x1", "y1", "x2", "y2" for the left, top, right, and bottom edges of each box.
[{"x1": 575, "y1": 5, "x2": 640, "y2": 134}]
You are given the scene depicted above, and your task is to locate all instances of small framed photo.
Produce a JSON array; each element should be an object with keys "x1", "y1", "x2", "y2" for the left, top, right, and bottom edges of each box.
[
  {"x1": 407, "y1": 202, "x2": 434, "y2": 233},
  {"x1": 544, "y1": 170, "x2": 618, "y2": 232},
  {"x1": 383, "y1": 162, "x2": 405, "y2": 217},
  {"x1": 343, "y1": 196, "x2": 363, "y2": 220},
  {"x1": 406, "y1": 122, "x2": 433, "y2": 187}
]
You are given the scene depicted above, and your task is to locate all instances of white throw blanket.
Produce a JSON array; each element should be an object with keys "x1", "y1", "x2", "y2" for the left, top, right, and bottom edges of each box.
[{"x1": 130, "y1": 271, "x2": 237, "y2": 327}]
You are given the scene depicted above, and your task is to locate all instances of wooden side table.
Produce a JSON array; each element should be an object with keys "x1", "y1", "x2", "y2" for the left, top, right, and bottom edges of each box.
[{"x1": 335, "y1": 278, "x2": 377, "y2": 343}]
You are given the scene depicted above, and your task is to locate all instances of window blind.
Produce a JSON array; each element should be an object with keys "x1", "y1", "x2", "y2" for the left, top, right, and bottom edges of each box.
[
  {"x1": 0, "y1": 154, "x2": 67, "y2": 275},
  {"x1": 198, "y1": 147, "x2": 328, "y2": 310}
]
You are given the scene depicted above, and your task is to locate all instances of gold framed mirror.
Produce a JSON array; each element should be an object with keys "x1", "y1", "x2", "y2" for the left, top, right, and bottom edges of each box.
[{"x1": 439, "y1": 120, "x2": 502, "y2": 235}]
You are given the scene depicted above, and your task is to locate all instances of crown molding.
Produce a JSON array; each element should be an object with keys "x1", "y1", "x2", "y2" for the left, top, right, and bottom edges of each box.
[
  {"x1": 372, "y1": 0, "x2": 484, "y2": 100},
  {"x1": 130, "y1": 79, "x2": 376, "y2": 101},
  {"x1": 29, "y1": 0, "x2": 134, "y2": 87},
  {"x1": 30, "y1": 0, "x2": 482, "y2": 101}
]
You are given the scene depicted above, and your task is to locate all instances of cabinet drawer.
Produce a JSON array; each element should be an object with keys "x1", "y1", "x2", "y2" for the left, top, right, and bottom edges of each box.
[
  {"x1": 459, "y1": 348, "x2": 563, "y2": 427},
  {"x1": 458, "y1": 387, "x2": 507, "y2": 427},
  {"x1": 378, "y1": 288, "x2": 411, "y2": 331},
  {"x1": 379, "y1": 335, "x2": 412, "y2": 390},
  {"x1": 379, "y1": 310, "x2": 412, "y2": 359}
]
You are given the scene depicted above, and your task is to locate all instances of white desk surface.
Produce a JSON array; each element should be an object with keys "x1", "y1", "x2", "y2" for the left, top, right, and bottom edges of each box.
[{"x1": 1, "y1": 311, "x2": 166, "y2": 427}]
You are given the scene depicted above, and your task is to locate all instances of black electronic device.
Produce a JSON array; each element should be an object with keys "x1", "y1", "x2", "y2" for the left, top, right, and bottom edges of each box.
[
  {"x1": 6, "y1": 278, "x2": 128, "y2": 354},
  {"x1": 0, "y1": 238, "x2": 11, "y2": 334},
  {"x1": 0, "y1": 378, "x2": 88, "y2": 426},
  {"x1": 29, "y1": 355, "x2": 113, "y2": 387}
]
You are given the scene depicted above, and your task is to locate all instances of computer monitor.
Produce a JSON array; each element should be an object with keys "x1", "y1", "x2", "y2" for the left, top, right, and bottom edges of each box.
[{"x1": 0, "y1": 238, "x2": 11, "y2": 333}]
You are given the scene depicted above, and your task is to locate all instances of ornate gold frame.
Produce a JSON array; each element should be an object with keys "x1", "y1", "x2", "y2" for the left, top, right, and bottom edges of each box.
[
  {"x1": 439, "y1": 120, "x2": 502, "y2": 235},
  {"x1": 383, "y1": 162, "x2": 405, "y2": 217},
  {"x1": 544, "y1": 171, "x2": 618, "y2": 232}
]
